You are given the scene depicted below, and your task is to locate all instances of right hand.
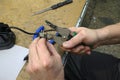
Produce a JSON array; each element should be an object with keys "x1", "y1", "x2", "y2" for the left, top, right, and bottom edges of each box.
[
  {"x1": 62, "y1": 27, "x2": 100, "y2": 54},
  {"x1": 26, "y1": 38, "x2": 64, "y2": 80}
]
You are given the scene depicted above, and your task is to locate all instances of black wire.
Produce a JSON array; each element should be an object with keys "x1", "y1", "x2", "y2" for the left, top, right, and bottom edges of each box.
[
  {"x1": 10, "y1": 26, "x2": 55, "y2": 35},
  {"x1": 10, "y1": 26, "x2": 37, "y2": 35}
]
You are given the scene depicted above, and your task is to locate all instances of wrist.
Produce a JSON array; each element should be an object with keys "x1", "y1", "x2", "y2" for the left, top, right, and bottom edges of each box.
[{"x1": 95, "y1": 27, "x2": 109, "y2": 41}]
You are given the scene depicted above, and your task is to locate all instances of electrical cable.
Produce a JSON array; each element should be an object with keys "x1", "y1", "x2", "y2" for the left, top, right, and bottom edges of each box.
[{"x1": 10, "y1": 26, "x2": 55, "y2": 35}]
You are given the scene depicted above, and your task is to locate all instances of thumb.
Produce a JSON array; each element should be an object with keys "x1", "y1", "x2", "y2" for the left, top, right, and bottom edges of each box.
[{"x1": 63, "y1": 33, "x2": 84, "y2": 48}]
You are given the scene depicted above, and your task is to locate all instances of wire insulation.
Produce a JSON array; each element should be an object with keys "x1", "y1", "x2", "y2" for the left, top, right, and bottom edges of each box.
[{"x1": 10, "y1": 26, "x2": 55, "y2": 35}]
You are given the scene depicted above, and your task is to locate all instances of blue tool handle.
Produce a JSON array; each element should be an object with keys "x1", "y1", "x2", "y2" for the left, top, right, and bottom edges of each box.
[
  {"x1": 55, "y1": 32, "x2": 61, "y2": 36},
  {"x1": 33, "y1": 26, "x2": 44, "y2": 40},
  {"x1": 33, "y1": 26, "x2": 55, "y2": 45},
  {"x1": 48, "y1": 39, "x2": 55, "y2": 44}
]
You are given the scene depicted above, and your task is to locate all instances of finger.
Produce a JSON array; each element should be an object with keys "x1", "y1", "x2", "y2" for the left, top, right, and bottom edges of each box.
[
  {"x1": 46, "y1": 42, "x2": 58, "y2": 56},
  {"x1": 71, "y1": 45, "x2": 85, "y2": 53},
  {"x1": 69, "y1": 27, "x2": 81, "y2": 33},
  {"x1": 63, "y1": 32, "x2": 85, "y2": 48},
  {"x1": 86, "y1": 50, "x2": 91, "y2": 55},
  {"x1": 79, "y1": 46, "x2": 91, "y2": 54},
  {"x1": 29, "y1": 38, "x2": 39, "y2": 61},
  {"x1": 36, "y1": 38, "x2": 51, "y2": 60},
  {"x1": 36, "y1": 38, "x2": 54, "y2": 69},
  {"x1": 60, "y1": 46, "x2": 72, "y2": 52},
  {"x1": 84, "y1": 46, "x2": 91, "y2": 52},
  {"x1": 28, "y1": 38, "x2": 40, "y2": 68},
  {"x1": 84, "y1": 46, "x2": 91, "y2": 55},
  {"x1": 46, "y1": 42, "x2": 62, "y2": 68}
]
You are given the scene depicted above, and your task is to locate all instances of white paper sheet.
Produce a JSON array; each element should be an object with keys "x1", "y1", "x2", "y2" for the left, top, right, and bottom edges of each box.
[{"x1": 0, "y1": 45, "x2": 28, "y2": 80}]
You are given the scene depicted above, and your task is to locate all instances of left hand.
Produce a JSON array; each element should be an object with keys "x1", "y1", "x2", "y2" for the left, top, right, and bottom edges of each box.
[
  {"x1": 26, "y1": 38, "x2": 64, "y2": 80},
  {"x1": 62, "y1": 27, "x2": 99, "y2": 54}
]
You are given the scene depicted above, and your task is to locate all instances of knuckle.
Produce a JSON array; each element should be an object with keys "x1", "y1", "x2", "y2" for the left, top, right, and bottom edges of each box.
[
  {"x1": 42, "y1": 59, "x2": 53, "y2": 69},
  {"x1": 31, "y1": 64, "x2": 40, "y2": 72},
  {"x1": 26, "y1": 63, "x2": 40, "y2": 73},
  {"x1": 73, "y1": 47, "x2": 83, "y2": 53},
  {"x1": 80, "y1": 30, "x2": 86, "y2": 37},
  {"x1": 36, "y1": 42, "x2": 42, "y2": 48},
  {"x1": 73, "y1": 49, "x2": 79, "y2": 53},
  {"x1": 26, "y1": 65, "x2": 33, "y2": 74},
  {"x1": 56, "y1": 54, "x2": 61, "y2": 60}
]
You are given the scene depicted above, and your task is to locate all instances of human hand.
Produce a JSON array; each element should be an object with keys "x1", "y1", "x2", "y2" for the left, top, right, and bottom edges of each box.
[
  {"x1": 26, "y1": 38, "x2": 64, "y2": 80},
  {"x1": 62, "y1": 27, "x2": 100, "y2": 54}
]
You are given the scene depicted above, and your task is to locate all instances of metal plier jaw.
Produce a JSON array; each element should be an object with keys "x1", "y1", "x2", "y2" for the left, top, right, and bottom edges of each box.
[{"x1": 41, "y1": 20, "x2": 72, "y2": 45}]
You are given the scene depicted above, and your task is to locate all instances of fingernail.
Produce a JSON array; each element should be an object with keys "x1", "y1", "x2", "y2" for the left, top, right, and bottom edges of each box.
[{"x1": 63, "y1": 41, "x2": 69, "y2": 47}]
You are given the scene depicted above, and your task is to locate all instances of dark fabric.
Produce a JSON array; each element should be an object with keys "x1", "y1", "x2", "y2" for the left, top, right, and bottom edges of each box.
[
  {"x1": 64, "y1": 51, "x2": 120, "y2": 80},
  {"x1": 0, "y1": 23, "x2": 16, "y2": 50}
]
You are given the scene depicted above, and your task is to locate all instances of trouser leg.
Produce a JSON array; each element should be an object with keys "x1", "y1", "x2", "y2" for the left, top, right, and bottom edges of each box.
[{"x1": 64, "y1": 51, "x2": 120, "y2": 80}]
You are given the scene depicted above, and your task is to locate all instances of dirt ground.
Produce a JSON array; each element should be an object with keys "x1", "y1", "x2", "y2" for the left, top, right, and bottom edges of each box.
[
  {"x1": 0, "y1": 0, "x2": 86, "y2": 48},
  {"x1": 89, "y1": 0, "x2": 120, "y2": 58}
]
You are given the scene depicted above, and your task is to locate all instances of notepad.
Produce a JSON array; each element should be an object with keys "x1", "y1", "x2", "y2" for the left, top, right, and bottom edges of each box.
[{"x1": 0, "y1": 45, "x2": 28, "y2": 80}]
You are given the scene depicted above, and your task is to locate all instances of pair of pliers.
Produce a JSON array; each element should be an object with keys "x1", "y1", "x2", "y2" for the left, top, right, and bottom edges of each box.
[
  {"x1": 24, "y1": 21, "x2": 74, "y2": 61},
  {"x1": 44, "y1": 20, "x2": 77, "y2": 45},
  {"x1": 45, "y1": 20, "x2": 77, "y2": 67}
]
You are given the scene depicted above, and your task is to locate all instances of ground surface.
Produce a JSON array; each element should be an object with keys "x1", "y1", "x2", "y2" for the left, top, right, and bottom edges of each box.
[{"x1": 89, "y1": 0, "x2": 120, "y2": 58}]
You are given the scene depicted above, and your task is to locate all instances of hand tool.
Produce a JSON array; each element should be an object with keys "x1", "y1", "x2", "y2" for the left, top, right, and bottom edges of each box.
[
  {"x1": 45, "y1": 20, "x2": 77, "y2": 45},
  {"x1": 45, "y1": 20, "x2": 90, "y2": 67},
  {"x1": 24, "y1": 20, "x2": 77, "y2": 67},
  {"x1": 45, "y1": 20, "x2": 78, "y2": 67},
  {"x1": 32, "y1": 0, "x2": 73, "y2": 16},
  {"x1": 33, "y1": 26, "x2": 44, "y2": 40}
]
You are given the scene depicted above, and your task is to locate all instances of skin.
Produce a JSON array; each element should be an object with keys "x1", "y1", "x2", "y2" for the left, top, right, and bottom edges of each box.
[
  {"x1": 63, "y1": 23, "x2": 120, "y2": 54},
  {"x1": 26, "y1": 23, "x2": 120, "y2": 80},
  {"x1": 26, "y1": 38, "x2": 64, "y2": 80}
]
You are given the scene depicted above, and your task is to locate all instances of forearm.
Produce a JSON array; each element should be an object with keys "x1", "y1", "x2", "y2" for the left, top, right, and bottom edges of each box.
[
  {"x1": 96, "y1": 23, "x2": 120, "y2": 45},
  {"x1": 95, "y1": 39, "x2": 120, "y2": 46}
]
